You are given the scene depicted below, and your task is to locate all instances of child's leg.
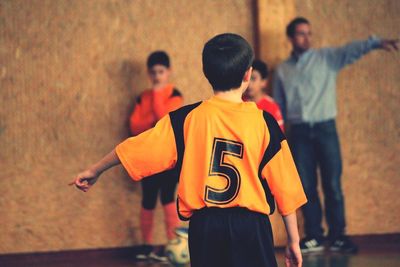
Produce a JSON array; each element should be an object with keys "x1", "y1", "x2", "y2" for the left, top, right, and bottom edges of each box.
[
  {"x1": 160, "y1": 170, "x2": 180, "y2": 240},
  {"x1": 140, "y1": 176, "x2": 161, "y2": 244},
  {"x1": 188, "y1": 208, "x2": 277, "y2": 267}
]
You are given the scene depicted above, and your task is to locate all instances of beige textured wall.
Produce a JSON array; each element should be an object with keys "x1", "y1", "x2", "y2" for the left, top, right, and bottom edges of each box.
[
  {"x1": 256, "y1": 0, "x2": 295, "y2": 67},
  {"x1": 0, "y1": 0, "x2": 254, "y2": 254},
  {"x1": 1, "y1": 0, "x2": 399, "y2": 255}
]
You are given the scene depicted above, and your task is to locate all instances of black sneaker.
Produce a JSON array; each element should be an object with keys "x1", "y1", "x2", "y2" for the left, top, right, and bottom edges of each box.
[
  {"x1": 134, "y1": 244, "x2": 153, "y2": 261},
  {"x1": 329, "y1": 235, "x2": 358, "y2": 253},
  {"x1": 149, "y1": 246, "x2": 169, "y2": 263},
  {"x1": 300, "y1": 237, "x2": 325, "y2": 253}
]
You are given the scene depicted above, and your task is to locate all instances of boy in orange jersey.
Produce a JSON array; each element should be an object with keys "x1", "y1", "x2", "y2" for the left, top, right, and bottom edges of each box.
[
  {"x1": 70, "y1": 34, "x2": 306, "y2": 267},
  {"x1": 244, "y1": 59, "x2": 284, "y2": 132},
  {"x1": 129, "y1": 51, "x2": 183, "y2": 262}
]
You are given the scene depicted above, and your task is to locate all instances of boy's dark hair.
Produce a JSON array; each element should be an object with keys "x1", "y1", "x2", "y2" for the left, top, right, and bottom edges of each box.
[
  {"x1": 286, "y1": 17, "x2": 310, "y2": 38},
  {"x1": 252, "y1": 59, "x2": 268, "y2": 79},
  {"x1": 147, "y1": 51, "x2": 170, "y2": 69},
  {"x1": 202, "y1": 33, "x2": 254, "y2": 91}
]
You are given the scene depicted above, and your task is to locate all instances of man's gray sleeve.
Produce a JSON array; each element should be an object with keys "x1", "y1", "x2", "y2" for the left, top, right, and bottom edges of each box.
[{"x1": 323, "y1": 36, "x2": 382, "y2": 71}]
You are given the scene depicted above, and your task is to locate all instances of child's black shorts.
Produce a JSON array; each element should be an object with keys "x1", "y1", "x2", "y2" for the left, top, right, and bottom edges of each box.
[{"x1": 188, "y1": 207, "x2": 277, "y2": 267}]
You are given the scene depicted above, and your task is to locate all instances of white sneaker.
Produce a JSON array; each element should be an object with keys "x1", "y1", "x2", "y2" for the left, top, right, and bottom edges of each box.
[{"x1": 300, "y1": 237, "x2": 325, "y2": 253}]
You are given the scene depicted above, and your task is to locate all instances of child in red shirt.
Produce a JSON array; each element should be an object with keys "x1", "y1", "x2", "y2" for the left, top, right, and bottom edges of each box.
[
  {"x1": 130, "y1": 51, "x2": 183, "y2": 262},
  {"x1": 244, "y1": 59, "x2": 284, "y2": 132}
]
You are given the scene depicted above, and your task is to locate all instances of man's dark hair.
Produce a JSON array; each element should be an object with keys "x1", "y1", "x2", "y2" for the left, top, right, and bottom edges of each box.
[
  {"x1": 252, "y1": 59, "x2": 268, "y2": 79},
  {"x1": 202, "y1": 33, "x2": 254, "y2": 91},
  {"x1": 286, "y1": 17, "x2": 310, "y2": 38},
  {"x1": 147, "y1": 51, "x2": 170, "y2": 69}
]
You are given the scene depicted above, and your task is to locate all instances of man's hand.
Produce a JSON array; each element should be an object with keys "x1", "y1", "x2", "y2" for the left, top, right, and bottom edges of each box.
[
  {"x1": 69, "y1": 168, "x2": 99, "y2": 192},
  {"x1": 285, "y1": 242, "x2": 302, "y2": 267},
  {"x1": 380, "y1": 39, "x2": 399, "y2": 52}
]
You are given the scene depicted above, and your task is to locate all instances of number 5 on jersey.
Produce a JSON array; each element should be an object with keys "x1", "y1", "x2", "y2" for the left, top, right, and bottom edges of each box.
[{"x1": 205, "y1": 138, "x2": 243, "y2": 204}]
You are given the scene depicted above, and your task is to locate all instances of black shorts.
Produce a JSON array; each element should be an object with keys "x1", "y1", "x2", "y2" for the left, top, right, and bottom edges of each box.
[
  {"x1": 188, "y1": 207, "x2": 277, "y2": 267},
  {"x1": 141, "y1": 169, "x2": 178, "y2": 210}
]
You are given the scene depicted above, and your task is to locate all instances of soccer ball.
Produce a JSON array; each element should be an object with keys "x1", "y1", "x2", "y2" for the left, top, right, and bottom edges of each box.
[{"x1": 165, "y1": 227, "x2": 190, "y2": 265}]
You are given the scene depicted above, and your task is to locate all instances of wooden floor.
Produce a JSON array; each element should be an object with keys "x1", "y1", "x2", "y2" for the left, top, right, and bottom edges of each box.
[
  {"x1": 2, "y1": 251, "x2": 400, "y2": 267},
  {"x1": 1, "y1": 235, "x2": 399, "y2": 267},
  {"x1": 2, "y1": 250, "x2": 400, "y2": 267}
]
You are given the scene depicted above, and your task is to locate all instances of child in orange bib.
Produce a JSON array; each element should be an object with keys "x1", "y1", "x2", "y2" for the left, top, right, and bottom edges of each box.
[{"x1": 129, "y1": 51, "x2": 183, "y2": 262}]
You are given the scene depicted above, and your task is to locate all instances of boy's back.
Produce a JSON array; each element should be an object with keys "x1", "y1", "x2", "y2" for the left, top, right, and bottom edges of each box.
[
  {"x1": 71, "y1": 33, "x2": 306, "y2": 267},
  {"x1": 115, "y1": 93, "x2": 306, "y2": 266},
  {"x1": 116, "y1": 95, "x2": 304, "y2": 218},
  {"x1": 171, "y1": 96, "x2": 304, "y2": 219}
]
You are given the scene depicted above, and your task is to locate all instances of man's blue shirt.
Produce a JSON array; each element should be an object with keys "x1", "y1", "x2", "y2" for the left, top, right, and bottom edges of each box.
[{"x1": 273, "y1": 36, "x2": 381, "y2": 124}]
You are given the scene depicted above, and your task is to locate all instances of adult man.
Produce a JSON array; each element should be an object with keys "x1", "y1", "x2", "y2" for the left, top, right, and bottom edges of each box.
[{"x1": 273, "y1": 17, "x2": 398, "y2": 253}]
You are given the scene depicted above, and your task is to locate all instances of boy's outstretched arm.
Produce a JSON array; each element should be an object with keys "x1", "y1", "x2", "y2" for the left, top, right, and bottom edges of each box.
[
  {"x1": 282, "y1": 212, "x2": 302, "y2": 267},
  {"x1": 69, "y1": 149, "x2": 120, "y2": 192},
  {"x1": 69, "y1": 114, "x2": 178, "y2": 192}
]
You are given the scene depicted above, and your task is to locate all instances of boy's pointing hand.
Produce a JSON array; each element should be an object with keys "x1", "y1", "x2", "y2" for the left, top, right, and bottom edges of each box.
[{"x1": 69, "y1": 169, "x2": 99, "y2": 192}]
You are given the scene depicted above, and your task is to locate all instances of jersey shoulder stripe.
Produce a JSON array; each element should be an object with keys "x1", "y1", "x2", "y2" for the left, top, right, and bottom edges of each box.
[
  {"x1": 169, "y1": 101, "x2": 202, "y2": 221},
  {"x1": 262, "y1": 111, "x2": 286, "y2": 160},
  {"x1": 258, "y1": 111, "x2": 286, "y2": 214},
  {"x1": 169, "y1": 102, "x2": 202, "y2": 174},
  {"x1": 171, "y1": 88, "x2": 182, "y2": 98}
]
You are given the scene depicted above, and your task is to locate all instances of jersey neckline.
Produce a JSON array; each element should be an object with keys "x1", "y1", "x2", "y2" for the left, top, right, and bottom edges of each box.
[{"x1": 206, "y1": 96, "x2": 259, "y2": 112}]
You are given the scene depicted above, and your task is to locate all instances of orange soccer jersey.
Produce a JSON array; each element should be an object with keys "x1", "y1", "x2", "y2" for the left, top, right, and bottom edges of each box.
[
  {"x1": 116, "y1": 96, "x2": 307, "y2": 220},
  {"x1": 129, "y1": 84, "x2": 183, "y2": 136}
]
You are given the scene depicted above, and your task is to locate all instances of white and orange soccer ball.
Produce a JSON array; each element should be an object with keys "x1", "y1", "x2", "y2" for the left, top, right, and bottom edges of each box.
[{"x1": 165, "y1": 227, "x2": 190, "y2": 265}]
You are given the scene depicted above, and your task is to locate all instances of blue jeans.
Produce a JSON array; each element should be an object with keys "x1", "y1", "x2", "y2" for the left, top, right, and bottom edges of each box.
[{"x1": 287, "y1": 119, "x2": 345, "y2": 240}]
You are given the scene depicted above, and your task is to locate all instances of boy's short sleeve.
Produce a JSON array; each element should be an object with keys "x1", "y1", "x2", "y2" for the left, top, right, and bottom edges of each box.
[
  {"x1": 260, "y1": 112, "x2": 307, "y2": 216},
  {"x1": 116, "y1": 115, "x2": 177, "y2": 181},
  {"x1": 262, "y1": 140, "x2": 307, "y2": 215}
]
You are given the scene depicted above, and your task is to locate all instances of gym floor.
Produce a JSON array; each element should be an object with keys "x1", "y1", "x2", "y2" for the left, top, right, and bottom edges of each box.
[{"x1": 2, "y1": 247, "x2": 400, "y2": 267}]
